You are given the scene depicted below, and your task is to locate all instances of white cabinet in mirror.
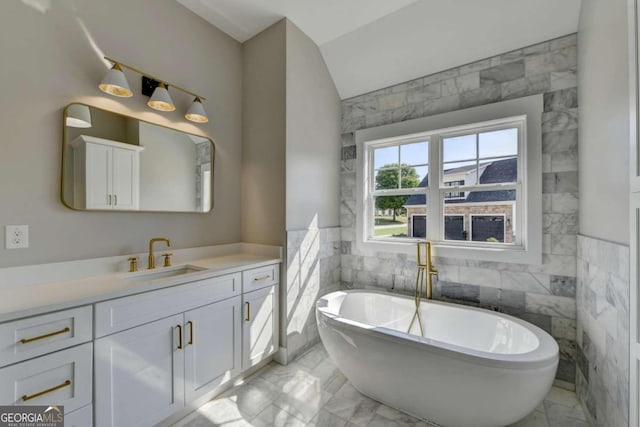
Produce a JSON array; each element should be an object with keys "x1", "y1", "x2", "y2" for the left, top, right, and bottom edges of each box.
[{"x1": 62, "y1": 103, "x2": 215, "y2": 213}]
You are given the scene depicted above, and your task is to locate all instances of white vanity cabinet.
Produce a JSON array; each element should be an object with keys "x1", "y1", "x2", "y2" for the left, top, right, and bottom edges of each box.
[
  {"x1": 184, "y1": 296, "x2": 242, "y2": 402},
  {"x1": 241, "y1": 265, "x2": 279, "y2": 370},
  {"x1": 94, "y1": 314, "x2": 185, "y2": 427},
  {"x1": 0, "y1": 306, "x2": 94, "y2": 424},
  {"x1": 0, "y1": 343, "x2": 92, "y2": 413},
  {"x1": 242, "y1": 285, "x2": 277, "y2": 369},
  {"x1": 71, "y1": 135, "x2": 143, "y2": 210},
  {"x1": 94, "y1": 273, "x2": 244, "y2": 427},
  {"x1": 0, "y1": 259, "x2": 280, "y2": 427}
]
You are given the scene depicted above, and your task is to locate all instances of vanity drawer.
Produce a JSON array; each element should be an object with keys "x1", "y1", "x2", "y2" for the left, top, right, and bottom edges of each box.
[
  {"x1": 0, "y1": 306, "x2": 92, "y2": 367},
  {"x1": 242, "y1": 264, "x2": 279, "y2": 292},
  {"x1": 95, "y1": 272, "x2": 241, "y2": 337},
  {"x1": 0, "y1": 342, "x2": 92, "y2": 413}
]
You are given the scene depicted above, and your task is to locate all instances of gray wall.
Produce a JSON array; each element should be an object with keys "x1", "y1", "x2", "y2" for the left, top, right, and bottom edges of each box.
[
  {"x1": 0, "y1": 0, "x2": 242, "y2": 267},
  {"x1": 285, "y1": 21, "x2": 341, "y2": 230},
  {"x1": 578, "y1": 0, "x2": 630, "y2": 245},
  {"x1": 241, "y1": 21, "x2": 287, "y2": 246},
  {"x1": 242, "y1": 19, "x2": 342, "y2": 361},
  {"x1": 282, "y1": 21, "x2": 342, "y2": 361},
  {"x1": 576, "y1": 0, "x2": 630, "y2": 424},
  {"x1": 341, "y1": 34, "x2": 580, "y2": 386}
]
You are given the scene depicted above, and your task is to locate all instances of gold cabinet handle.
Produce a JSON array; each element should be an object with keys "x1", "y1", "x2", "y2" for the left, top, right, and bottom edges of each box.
[
  {"x1": 253, "y1": 275, "x2": 270, "y2": 281},
  {"x1": 176, "y1": 324, "x2": 183, "y2": 350},
  {"x1": 187, "y1": 321, "x2": 194, "y2": 345},
  {"x1": 22, "y1": 380, "x2": 71, "y2": 401},
  {"x1": 20, "y1": 327, "x2": 70, "y2": 344},
  {"x1": 245, "y1": 302, "x2": 251, "y2": 322}
]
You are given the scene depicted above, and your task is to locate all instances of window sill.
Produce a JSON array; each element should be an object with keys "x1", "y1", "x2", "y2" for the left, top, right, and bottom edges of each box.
[{"x1": 357, "y1": 238, "x2": 541, "y2": 265}]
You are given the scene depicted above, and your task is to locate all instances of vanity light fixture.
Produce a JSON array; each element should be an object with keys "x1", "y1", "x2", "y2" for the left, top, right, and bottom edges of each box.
[
  {"x1": 65, "y1": 104, "x2": 92, "y2": 128},
  {"x1": 147, "y1": 82, "x2": 176, "y2": 112},
  {"x1": 98, "y1": 63, "x2": 133, "y2": 98},
  {"x1": 185, "y1": 97, "x2": 209, "y2": 123},
  {"x1": 99, "y1": 56, "x2": 208, "y2": 124}
]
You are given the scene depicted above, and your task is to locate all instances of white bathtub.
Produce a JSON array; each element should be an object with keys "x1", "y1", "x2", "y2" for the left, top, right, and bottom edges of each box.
[{"x1": 316, "y1": 290, "x2": 558, "y2": 427}]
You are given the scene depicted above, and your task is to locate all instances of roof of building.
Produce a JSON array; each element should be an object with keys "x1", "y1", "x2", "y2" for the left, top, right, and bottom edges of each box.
[{"x1": 404, "y1": 157, "x2": 517, "y2": 206}]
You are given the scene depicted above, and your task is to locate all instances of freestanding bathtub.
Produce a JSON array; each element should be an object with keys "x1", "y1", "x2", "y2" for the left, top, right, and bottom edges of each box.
[{"x1": 316, "y1": 290, "x2": 558, "y2": 427}]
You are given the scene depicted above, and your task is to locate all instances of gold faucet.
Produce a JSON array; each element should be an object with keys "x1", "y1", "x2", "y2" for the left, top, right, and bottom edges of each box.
[
  {"x1": 417, "y1": 241, "x2": 438, "y2": 299},
  {"x1": 148, "y1": 237, "x2": 171, "y2": 269},
  {"x1": 409, "y1": 241, "x2": 438, "y2": 336}
]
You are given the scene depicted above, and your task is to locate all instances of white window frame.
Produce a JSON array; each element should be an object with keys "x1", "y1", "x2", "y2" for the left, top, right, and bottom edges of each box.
[
  {"x1": 434, "y1": 119, "x2": 524, "y2": 249},
  {"x1": 469, "y1": 214, "x2": 507, "y2": 243},
  {"x1": 355, "y1": 94, "x2": 542, "y2": 264}
]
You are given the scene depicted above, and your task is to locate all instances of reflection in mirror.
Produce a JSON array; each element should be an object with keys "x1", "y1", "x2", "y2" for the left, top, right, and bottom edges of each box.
[{"x1": 62, "y1": 104, "x2": 214, "y2": 213}]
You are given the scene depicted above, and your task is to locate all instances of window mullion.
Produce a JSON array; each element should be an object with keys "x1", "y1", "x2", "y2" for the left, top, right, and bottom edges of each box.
[{"x1": 428, "y1": 134, "x2": 442, "y2": 241}]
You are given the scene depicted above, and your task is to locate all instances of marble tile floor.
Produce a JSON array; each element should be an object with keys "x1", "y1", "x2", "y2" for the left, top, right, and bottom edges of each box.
[{"x1": 171, "y1": 343, "x2": 589, "y2": 427}]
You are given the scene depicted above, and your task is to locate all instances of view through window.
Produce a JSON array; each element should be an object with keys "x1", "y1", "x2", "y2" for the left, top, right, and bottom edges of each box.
[{"x1": 368, "y1": 118, "x2": 522, "y2": 246}]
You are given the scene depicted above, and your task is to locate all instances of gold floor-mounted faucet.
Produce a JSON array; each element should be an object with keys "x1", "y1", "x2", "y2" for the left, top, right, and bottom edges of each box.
[
  {"x1": 418, "y1": 241, "x2": 438, "y2": 299},
  {"x1": 408, "y1": 241, "x2": 438, "y2": 336},
  {"x1": 148, "y1": 237, "x2": 171, "y2": 269}
]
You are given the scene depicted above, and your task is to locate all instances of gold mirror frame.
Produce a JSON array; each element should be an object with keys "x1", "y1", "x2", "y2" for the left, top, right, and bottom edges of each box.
[{"x1": 61, "y1": 103, "x2": 215, "y2": 213}]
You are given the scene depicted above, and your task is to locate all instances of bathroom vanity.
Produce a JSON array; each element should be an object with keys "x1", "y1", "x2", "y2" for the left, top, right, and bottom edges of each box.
[{"x1": 0, "y1": 244, "x2": 281, "y2": 427}]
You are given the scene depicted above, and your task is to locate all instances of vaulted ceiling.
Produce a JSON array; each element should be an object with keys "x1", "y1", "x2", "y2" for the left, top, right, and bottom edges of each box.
[{"x1": 177, "y1": 0, "x2": 582, "y2": 99}]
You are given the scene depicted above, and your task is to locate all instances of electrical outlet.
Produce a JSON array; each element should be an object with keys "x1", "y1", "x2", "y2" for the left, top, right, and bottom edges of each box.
[{"x1": 5, "y1": 225, "x2": 28, "y2": 249}]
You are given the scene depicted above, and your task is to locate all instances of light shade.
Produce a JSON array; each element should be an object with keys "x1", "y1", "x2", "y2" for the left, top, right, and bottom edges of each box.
[
  {"x1": 147, "y1": 83, "x2": 175, "y2": 112},
  {"x1": 98, "y1": 63, "x2": 132, "y2": 97},
  {"x1": 66, "y1": 104, "x2": 92, "y2": 128},
  {"x1": 185, "y1": 97, "x2": 209, "y2": 123}
]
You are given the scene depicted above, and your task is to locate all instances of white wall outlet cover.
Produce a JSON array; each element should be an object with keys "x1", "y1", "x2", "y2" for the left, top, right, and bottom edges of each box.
[{"x1": 5, "y1": 225, "x2": 28, "y2": 249}]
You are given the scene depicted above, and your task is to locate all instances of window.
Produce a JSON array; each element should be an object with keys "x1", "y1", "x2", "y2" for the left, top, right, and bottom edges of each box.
[
  {"x1": 365, "y1": 116, "x2": 522, "y2": 248},
  {"x1": 370, "y1": 140, "x2": 429, "y2": 239},
  {"x1": 355, "y1": 93, "x2": 543, "y2": 264},
  {"x1": 444, "y1": 180, "x2": 465, "y2": 199}
]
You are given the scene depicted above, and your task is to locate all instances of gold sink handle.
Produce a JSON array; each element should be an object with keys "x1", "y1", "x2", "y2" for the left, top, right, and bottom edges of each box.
[{"x1": 162, "y1": 253, "x2": 173, "y2": 267}]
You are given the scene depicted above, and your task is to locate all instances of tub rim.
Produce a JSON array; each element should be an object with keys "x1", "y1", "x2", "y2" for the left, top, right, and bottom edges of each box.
[{"x1": 316, "y1": 289, "x2": 559, "y2": 370}]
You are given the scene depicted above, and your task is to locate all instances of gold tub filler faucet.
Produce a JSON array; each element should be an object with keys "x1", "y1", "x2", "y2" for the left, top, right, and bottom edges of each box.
[{"x1": 408, "y1": 241, "x2": 438, "y2": 336}]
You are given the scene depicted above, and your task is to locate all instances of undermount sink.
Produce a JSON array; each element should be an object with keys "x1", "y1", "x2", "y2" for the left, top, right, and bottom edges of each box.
[{"x1": 123, "y1": 265, "x2": 207, "y2": 282}]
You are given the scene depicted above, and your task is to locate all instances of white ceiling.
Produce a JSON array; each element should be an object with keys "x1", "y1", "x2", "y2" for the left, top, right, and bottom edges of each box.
[
  {"x1": 177, "y1": 0, "x2": 582, "y2": 99},
  {"x1": 177, "y1": 0, "x2": 418, "y2": 44}
]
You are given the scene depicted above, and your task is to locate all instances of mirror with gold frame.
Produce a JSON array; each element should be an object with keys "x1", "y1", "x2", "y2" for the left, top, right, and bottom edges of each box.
[{"x1": 61, "y1": 103, "x2": 214, "y2": 213}]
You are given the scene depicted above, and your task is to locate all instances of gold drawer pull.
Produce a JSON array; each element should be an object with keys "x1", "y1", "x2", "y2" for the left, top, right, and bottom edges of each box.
[
  {"x1": 20, "y1": 327, "x2": 71, "y2": 344},
  {"x1": 22, "y1": 380, "x2": 72, "y2": 401},
  {"x1": 246, "y1": 302, "x2": 251, "y2": 322},
  {"x1": 187, "y1": 321, "x2": 194, "y2": 345},
  {"x1": 176, "y1": 325, "x2": 183, "y2": 350},
  {"x1": 253, "y1": 275, "x2": 270, "y2": 281}
]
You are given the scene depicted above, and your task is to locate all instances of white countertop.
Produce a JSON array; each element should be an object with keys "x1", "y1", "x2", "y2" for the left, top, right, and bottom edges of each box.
[{"x1": 0, "y1": 250, "x2": 281, "y2": 323}]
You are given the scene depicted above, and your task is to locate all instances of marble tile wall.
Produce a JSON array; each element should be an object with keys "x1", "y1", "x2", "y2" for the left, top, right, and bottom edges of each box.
[
  {"x1": 284, "y1": 227, "x2": 341, "y2": 362},
  {"x1": 340, "y1": 34, "x2": 579, "y2": 386},
  {"x1": 195, "y1": 141, "x2": 211, "y2": 211},
  {"x1": 576, "y1": 235, "x2": 629, "y2": 427}
]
